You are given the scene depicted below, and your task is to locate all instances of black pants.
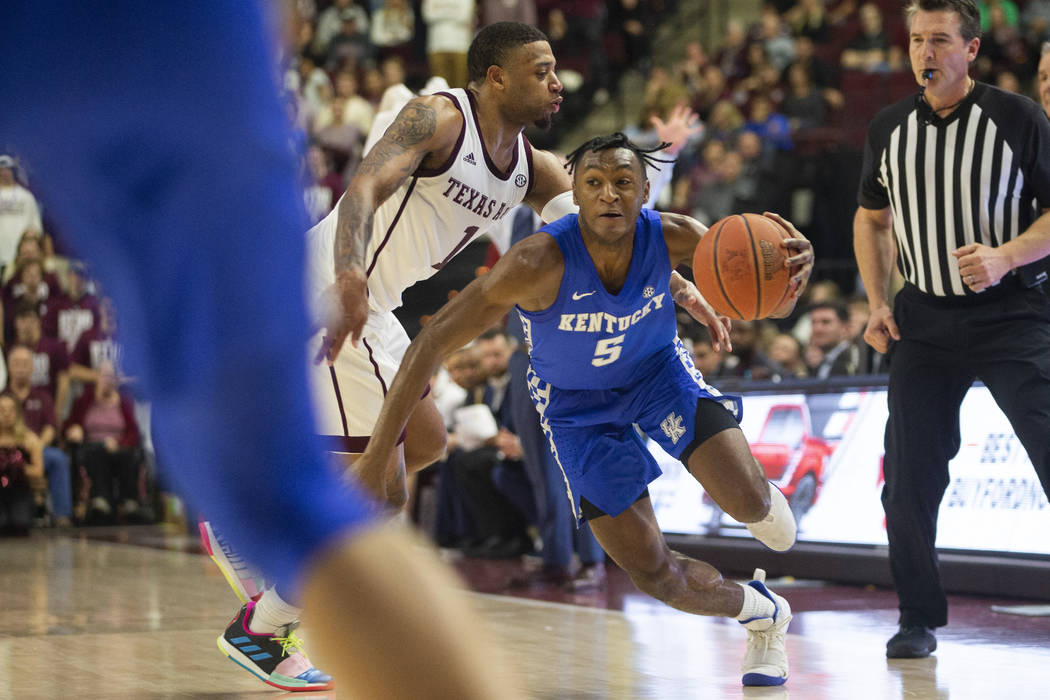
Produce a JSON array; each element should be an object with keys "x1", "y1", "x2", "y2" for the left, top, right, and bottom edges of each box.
[
  {"x1": 0, "y1": 480, "x2": 34, "y2": 534},
  {"x1": 883, "y1": 281, "x2": 1050, "y2": 628},
  {"x1": 82, "y1": 443, "x2": 141, "y2": 507},
  {"x1": 449, "y1": 446, "x2": 527, "y2": 541}
]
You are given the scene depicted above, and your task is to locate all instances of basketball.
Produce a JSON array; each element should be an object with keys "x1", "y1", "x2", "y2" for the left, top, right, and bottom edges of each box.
[{"x1": 692, "y1": 213, "x2": 792, "y2": 320}]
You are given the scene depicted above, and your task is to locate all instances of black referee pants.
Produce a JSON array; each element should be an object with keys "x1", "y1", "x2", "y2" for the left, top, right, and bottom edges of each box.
[{"x1": 883, "y1": 281, "x2": 1050, "y2": 629}]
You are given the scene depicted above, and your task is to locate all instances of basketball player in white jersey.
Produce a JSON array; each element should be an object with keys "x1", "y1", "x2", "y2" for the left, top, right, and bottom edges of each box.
[{"x1": 320, "y1": 22, "x2": 701, "y2": 505}]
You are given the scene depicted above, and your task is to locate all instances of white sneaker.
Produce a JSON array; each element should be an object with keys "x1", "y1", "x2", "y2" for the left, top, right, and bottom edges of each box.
[{"x1": 740, "y1": 568, "x2": 791, "y2": 686}]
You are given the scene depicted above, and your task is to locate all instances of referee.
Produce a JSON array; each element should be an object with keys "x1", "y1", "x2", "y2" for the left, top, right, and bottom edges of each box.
[{"x1": 854, "y1": 0, "x2": 1050, "y2": 659}]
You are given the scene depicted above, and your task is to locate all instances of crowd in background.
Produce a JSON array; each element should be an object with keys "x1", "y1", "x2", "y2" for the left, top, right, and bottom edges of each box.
[
  {"x1": 0, "y1": 156, "x2": 142, "y2": 535},
  {"x1": 6, "y1": 1, "x2": 1049, "y2": 551}
]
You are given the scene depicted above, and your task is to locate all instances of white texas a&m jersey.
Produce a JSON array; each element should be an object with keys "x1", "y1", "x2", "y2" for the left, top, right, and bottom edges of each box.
[{"x1": 305, "y1": 88, "x2": 534, "y2": 321}]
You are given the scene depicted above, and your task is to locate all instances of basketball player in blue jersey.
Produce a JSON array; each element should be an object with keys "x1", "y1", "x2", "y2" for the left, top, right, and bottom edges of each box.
[
  {"x1": 355, "y1": 133, "x2": 814, "y2": 687},
  {"x1": 201, "y1": 21, "x2": 703, "y2": 689},
  {"x1": 1, "y1": 3, "x2": 523, "y2": 698}
]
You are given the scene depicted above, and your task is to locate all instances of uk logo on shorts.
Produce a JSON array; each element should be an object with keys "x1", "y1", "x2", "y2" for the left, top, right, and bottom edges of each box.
[
  {"x1": 643, "y1": 286, "x2": 655, "y2": 298},
  {"x1": 661, "y1": 412, "x2": 685, "y2": 444}
]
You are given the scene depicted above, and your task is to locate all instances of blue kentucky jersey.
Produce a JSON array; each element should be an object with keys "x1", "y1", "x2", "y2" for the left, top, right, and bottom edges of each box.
[{"x1": 517, "y1": 209, "x2": 677, "y2": 390}]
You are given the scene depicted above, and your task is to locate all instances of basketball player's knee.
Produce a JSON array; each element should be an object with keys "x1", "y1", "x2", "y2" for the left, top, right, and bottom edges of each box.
[{"x1": 736, "y1": 486, "x2": 772, "y2": 524}]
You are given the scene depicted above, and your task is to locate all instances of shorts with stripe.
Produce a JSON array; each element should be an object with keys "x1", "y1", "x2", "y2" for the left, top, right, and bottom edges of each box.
[
  {"x1": 306, "y1": 308, "x2": 408, "y2": 453},
  {"x1": 526, "y1": 339, "x2": 742, "y2": 521}
]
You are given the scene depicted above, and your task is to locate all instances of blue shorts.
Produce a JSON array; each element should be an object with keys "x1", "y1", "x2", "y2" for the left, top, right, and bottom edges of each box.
[{"x1": 527, "y1": 340, "x2": 742, "y2": 520}]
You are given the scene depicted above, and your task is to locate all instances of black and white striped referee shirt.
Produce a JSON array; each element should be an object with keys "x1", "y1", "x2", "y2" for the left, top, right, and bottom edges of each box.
[{"x1": 858, "y1": 82, "x2": 1050, "y2": 297}]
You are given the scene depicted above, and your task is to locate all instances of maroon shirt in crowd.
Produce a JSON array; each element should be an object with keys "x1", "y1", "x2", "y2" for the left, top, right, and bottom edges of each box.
[{"x1": 43, "y1": 292, "x2": 98, "y2": 352}]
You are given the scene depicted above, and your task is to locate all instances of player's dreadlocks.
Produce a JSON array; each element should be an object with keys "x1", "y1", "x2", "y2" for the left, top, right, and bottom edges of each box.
[{"x1": 564, "y1": 132, "x2": 674, "y2": 180}]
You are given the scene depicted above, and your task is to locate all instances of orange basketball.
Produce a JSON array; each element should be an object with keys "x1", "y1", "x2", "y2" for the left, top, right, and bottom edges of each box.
[{"x1": 692, "y1": 213, "x2": 792, "y2": 320}]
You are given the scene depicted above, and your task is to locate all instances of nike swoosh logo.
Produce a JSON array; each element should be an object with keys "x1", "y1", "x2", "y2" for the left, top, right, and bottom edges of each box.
[{"x1": 572, "y1": 291, "x2": 596, "y2": 300}]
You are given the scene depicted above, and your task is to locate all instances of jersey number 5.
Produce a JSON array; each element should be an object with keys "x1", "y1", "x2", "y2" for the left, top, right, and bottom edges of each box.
[{"x1": 592, "y1": 334, "x2": 625, "y2": 366}]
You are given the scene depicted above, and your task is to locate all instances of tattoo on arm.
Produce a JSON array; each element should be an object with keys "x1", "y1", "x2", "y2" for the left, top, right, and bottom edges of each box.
[{"x1": 334, "y1": 102, "x2": 438, "y2": 273}]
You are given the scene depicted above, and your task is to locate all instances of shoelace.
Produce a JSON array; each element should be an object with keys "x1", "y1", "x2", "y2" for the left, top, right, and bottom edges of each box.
[
  {"x1": 747, "y1": 628, "x2": 774, "y2": 657},
  {"x1": 273, "y1": 629, "x2": 306, "y2": 659}
]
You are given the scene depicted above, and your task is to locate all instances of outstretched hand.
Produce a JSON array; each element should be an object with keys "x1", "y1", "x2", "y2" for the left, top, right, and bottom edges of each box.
[
  {"x1": 318, "y1": 264, "x2": 369, "y2": 364},
  {"x1": 671, "y1": 277, "x2": 733, "y2": 352},
  {"x1": 652, "y1": 104, "x2": 704, "y2": 156}
]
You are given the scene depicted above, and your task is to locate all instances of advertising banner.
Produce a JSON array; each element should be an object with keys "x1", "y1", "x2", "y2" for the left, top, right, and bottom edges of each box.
[{"x1": 649, "y1": 386, "x2": 1050, "y2": 556}]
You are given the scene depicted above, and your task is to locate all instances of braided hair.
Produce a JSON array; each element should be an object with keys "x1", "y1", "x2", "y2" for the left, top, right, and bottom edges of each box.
[{"x1": 563, "y1": 132, "x2": 673, "y2": 180}]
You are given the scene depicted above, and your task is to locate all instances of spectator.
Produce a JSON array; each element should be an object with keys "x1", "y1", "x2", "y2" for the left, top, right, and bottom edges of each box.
[
  {"x1": 713, "y1": 19, "x2": 750, "y2": 83},
  {"x1": 785, "y1": 35, "x2": 843, "y2": 107},
  {"x1": 676, "y1": 41, "x2": 710, "y2": 96},
  {"x1": 313, "y1": 98, "x2": 367, "y2": 172},
  {"x1": 757, "y1": 6, "x2": 797, "y2": 72},
  {"x1": 766, "y1": 332, "x2": 809, "y2": 378},
  {"x1": 1022, "y1": 0, "x2": 1050, "y2": 45},
  {"x1": 784, "y1": 0, "x2": 834, "y2": 43},
  {"x1": 688, "y1": 328, "x2": 728, "y2": 378},
  {"x1": 5, "y1": 344, "x2": 72, "y2": 526},
  {"x1": 43, "y1": 261, "x2": 98, "y2": 354},
  {"x1": 693, "y1": 64, "x2": 731, "y2": 120},
  {"x1": 64, "y1": 361, "x2": 143, "y2": 523},
  {"x1": 370, "y1": 0, "x2": 416, "y2": 59},
  {"x1": 303, "y1": 144, "x2": 343, "y2": 224},
  {"x1": 326, "y1": 6, "x2": 374, "y2": 70},
  {"x1": 721, "y1": 320, "x2": 781, "y2": 381},
  {"x1": 69, "y1": 296, "x2": 123, "y2": 388},
  {"x1": 744, "y1": 96, "x2": 793, "y2": 152},
  {"x1": 314, "y1": 0, "x2": 367, "y2": 56},
  {"x1": 611, "y1": 0, "x2": 653, "y2": 76},
  {"x1": 481, "y1": 0, "x2": 537, "y2": 27},
  {"x1": 3, "y1": 258, "x2": 56, "y2": 345},
  {"x1": 326, "y1": 68, "x2": 370, "y2": 117},
  {"x1": 1038, "y1": 42, "x2": 1050, "y2": 117},
  {"x1": 691, "y1": 148, "x2": 745, "y2": 225},
  {"x1": 13, "y1": 304, "x2": 70, "y2": 415},
  {"x1": 3, "y1": 232, "x2": 61, "y2": 286},
  {"x1": 805, "y1": 301, "x2": 859, "y2": 378},
  {"x1": 448, "y1": 329, "x2": 533, "y2": 558},
  {"x1": 422, "y1": 0, "x2": 475, "y2": 88},
  {"x1": 782, "y1": 62, "x2": 828, "y2": 131},
  {"x1": 432, "y1": 345, "x2": 488, "y2": 544},
  {"x1": 976, "y1": 3, "x2": 1030, "y2": 81},
  {"x1": 0, "y1": 392, "x2": 43, "y2": 535},
  {"x1": 0, "y1": 155, "x2": 43, "y2": 275},
  {"x1": 841, "y1": 3, "x2": 906, "y2": 73},
  {"x1": 978, "y1": 0, "x2": 1019, "y2": 31},
  {"x1": 380, "y1": 55, "x2": 408, "y2": 92}
]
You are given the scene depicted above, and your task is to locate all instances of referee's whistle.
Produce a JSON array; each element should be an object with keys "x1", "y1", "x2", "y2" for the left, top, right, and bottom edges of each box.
[{"x1": 922, "y1": 69, "x2": 934, "y2": 81}]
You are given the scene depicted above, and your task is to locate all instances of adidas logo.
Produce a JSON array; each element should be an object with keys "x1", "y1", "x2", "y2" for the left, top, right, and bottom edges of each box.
[{"x1": 462, "y1": 152, "x2": 477, "y2": 165}]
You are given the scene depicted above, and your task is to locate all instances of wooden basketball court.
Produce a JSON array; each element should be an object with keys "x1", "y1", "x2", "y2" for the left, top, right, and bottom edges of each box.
[{"x1": 1, "y1": 529, "x2": 1047, "y2": 699}]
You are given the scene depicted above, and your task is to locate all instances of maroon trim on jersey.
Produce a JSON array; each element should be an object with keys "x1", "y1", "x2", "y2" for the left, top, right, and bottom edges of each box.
[
  {"x1": 320, "y1": 431, "x2": 406, "y2": 454},
  {"x1": 415, "y1": 91, "x2": 466, "y2": 177},
  {"x1": 328, "y1": 364, "x2": 351, "y2": 439},
  {"x1": 466, "y1": 90, "x2": 519, "y2": 181},
  {"x1": 523, "y1": 135, "x2": 535, "y2": 198},
  {"x1": 361, "y1": 337, "x2": 388, "y2": 395},
  {"x1": 323, "y1": 435, "x2": 370, "y2": 453},
  {"x1": 365, "y1": 177, "x2": 418, "y2": 278}
]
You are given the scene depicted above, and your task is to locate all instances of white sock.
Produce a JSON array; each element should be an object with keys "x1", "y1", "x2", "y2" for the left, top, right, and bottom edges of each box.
[
  {"x1": 745, "y1": 482, "x2": 797, "y2": 552},
  {"x1": 735, "y1": 582, "x2": 776, "y2": 623},
  {"x1": 249, "y1": 587, "x2": 302, "y2": 635}
]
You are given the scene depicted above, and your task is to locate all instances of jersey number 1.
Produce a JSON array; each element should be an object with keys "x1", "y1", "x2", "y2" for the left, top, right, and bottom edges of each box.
[{"x1": 592, "y1": 334, "x2": 625, "y2": 366}]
